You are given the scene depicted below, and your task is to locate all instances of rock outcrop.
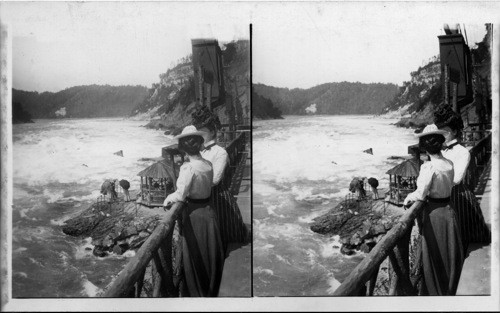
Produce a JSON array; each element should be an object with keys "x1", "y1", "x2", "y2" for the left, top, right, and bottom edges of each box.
[
  {"x1": 62, "y1": 200, "x2": 167, "y2": 257},
  {"x1": 310, "y1": 199, "x2": 404, "y2": 255},
  {"x1": 132, "y1": 40, "x2": 250, "y2": 131}
]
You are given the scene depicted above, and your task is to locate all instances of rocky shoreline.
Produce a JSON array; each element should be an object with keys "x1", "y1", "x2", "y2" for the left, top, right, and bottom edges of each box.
[
  {"x1": 310, "y1": 197, "x2": 404, "y2": 256},
  {"x1": 62, "y1": 197, "x2": 168, "y2": 257}
]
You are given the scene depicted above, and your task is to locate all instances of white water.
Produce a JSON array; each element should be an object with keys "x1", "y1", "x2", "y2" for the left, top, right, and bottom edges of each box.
[
  {"x1": 12, "y1": 118, "x2": 174, "y2": 297},
  {"x1": 253, "y1": 115, "x2": 416, "y2": 296}
]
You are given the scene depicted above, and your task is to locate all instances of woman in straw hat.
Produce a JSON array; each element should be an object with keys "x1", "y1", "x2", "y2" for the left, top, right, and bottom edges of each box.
[
  {"x1": 163, "y1": 125, "x2": 224, "y2": 297},
  {"x1": 403, "y1": 124, "x2": 464, "y2": 295},
  {"x1": 191, "y1": 106, "x2": 248, "y2": 253},
  {"x1": 434, "y1": 105, "x2": 491, "y2": 252}
]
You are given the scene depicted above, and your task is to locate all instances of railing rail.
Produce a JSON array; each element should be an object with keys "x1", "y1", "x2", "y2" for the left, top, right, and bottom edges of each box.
[{"x1": 334, "y1": 132, "x2": 491, "y2": 296}]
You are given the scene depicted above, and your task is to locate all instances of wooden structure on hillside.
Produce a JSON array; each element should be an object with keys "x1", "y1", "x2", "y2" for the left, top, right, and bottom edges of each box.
[
  {"x1": 386, "y1": 159, "x2": 420, "y2": 205},
  {"x1": 439, "y1": 24, "x2": 492, "y2": 146},
  {"x1": 192, "y1": 39, "x2": 225, "y2": 110}
]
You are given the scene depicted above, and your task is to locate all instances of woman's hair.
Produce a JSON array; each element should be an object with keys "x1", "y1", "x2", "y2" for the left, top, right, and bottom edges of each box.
[
  {"x1": 419, "y1": 134, "x2": 445, "y2": 155},
  {"x1": 191, "y1": 105, "x2": 221, "y2": 133},
  {"x1": 178, "y1": 135, "x2": 204, "y2": 155},
  {"x1": 434, "y1": 104, "x2": 464, "y2": 132}
]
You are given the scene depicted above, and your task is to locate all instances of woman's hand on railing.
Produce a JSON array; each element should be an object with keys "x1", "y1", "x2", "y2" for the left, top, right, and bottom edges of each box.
[
  {"x1": 163, "y1": 198, "x2": 173, "y2": 211},
  {"x1": 403, "y1": 198, "x2": 414, "y2": 210}
]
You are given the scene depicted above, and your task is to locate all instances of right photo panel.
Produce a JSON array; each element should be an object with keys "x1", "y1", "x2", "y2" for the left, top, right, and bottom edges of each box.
[{"x1": 252, "y1": 12, "x2": 493, "y2": 296}]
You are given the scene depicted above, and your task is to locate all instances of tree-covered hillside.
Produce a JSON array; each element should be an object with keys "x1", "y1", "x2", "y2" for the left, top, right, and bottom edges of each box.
[
  {"x1": 253, "y1": 82, "x2": 399, "y2": 115},
  {"x1": 13, "y1": 85, "x2": 149, "y2": 118},
  {"x1": 253, "y1": 90, "x2": 283, "y2": 119}
]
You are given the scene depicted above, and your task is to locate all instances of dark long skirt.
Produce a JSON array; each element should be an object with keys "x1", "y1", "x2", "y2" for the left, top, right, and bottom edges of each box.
[
  {"x1": 451, "y1": 183, "x2": 491, "y2": 251},
  {"x1": 182, "y1": 201, "x2": 225, "y2": 297},
  {"x1": 211, "y1": 183, "x2": 248, "y2": 251},
  {"x1": 421, "y1": 200, "x2": 464, "y2": 295}
]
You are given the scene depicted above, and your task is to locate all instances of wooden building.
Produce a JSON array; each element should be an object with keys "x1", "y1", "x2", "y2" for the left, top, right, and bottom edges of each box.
[
  {"x1": 137, "y1": 161, "x2": 177, "y2": 207},
  {"x1": 386, "y1": 159, "x2": 421, "y2": 205}
]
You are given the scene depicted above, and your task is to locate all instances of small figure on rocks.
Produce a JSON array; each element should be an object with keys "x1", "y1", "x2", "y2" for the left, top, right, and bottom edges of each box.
[
  {"x1": 101, "y1": 179, "x2": 118, "y2": 202},
  {"x1": 349, "y1": 177, "x2": 366, "y2": 200},
  {"x1": 368, "y1": 177, "x2": 379, "y2": 200},
  {"x1": 119, "y1": 179, "x2": 131, "y2": 202}
]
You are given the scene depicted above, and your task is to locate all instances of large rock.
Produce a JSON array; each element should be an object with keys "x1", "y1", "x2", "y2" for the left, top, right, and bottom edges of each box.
[
  {"x1": 62, "y1": 200, "x2": 167, "y2": 257},
  {"x1": 310, "y1": 199, "x2": 402, "y2": 254}
]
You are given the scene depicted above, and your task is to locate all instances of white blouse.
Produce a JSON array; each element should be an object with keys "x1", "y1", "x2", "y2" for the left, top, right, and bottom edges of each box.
[
  {"x1": 403, "y1": 155, "x2": 455, "y2": 205},
  {"x1": 441, "y1": 139, "x2": 471, "y2": 185},
  {"x1": 200, "y1": 140, "x2": 229, "y2": 186},
  {"x1": 163, "y1": 158, "x2": 213, "y2": 205}
]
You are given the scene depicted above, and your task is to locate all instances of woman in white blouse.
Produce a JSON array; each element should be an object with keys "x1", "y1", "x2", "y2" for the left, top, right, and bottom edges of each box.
[
  {"x1": 434, "y1": 105, "x2": 491, "y2": 251},
  {"x1": 404, "y1": 124, "x2": 464, "y2": 296},
  {"x1": 163, "y1": 125, "x2": 224, "y2": 297},
  {"x1": 192, "y1": 106, "x2": 248, "y2": 252}
]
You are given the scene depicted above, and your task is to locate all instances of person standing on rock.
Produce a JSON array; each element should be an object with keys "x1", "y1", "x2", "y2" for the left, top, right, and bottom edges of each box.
[
  {"x1": 192, "y1": 105, "x2": 248, "y2": 253},
  {"x1": 101, "y1": 179, "x2": 118, "y2": 202},
  {"x1": 403, "y1": 124, "x2": 464, "y2": 296},
  {"x1": 434, "y1": 104, "x2": 491, "y2": 252},
  {"x1": 368, "y1": 177, "x2": 379, "y2": 200},
  {"x1": 119, "y1": 179, "x2": 131, "y2": 202},
  {"x1": 163, "y1": 125, "x2": 224, "y2": 297}
]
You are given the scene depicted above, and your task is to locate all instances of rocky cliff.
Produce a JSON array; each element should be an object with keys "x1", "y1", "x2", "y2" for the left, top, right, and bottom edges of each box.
[
  {"x1": 253, "y1": 82, "x2": 399, "y2": 115},
  {"x1": 380, "y1": 56, "x2": 442, "y2": 128},
  {"x1": 133, "y1": 40, "x2": 250, "y2": 132},
  {"x1": 382, "y1": 25, "x2": 492, "y2": 129},
  {"x1": 13, "y1": 85, "x2": 149, "y2": 119}
]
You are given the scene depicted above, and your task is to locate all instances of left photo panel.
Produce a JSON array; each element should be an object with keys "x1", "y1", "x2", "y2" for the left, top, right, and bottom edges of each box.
[{"x1": 1, "y1": 2, "x2": 251, "y2": 299}]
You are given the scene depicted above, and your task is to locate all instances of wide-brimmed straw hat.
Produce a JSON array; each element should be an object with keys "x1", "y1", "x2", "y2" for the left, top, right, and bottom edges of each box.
[
  {"x1": 173, "y1": 125, "x2": 206, "y2": 141},
  {"x1": 415, "y1": 124, "x2": 448, "y2": 138}
]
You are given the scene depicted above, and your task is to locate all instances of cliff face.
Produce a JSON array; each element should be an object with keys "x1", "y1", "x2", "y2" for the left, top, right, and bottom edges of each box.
[
  {"x1": 381, "y1": 56, "x2": 442, "y2": 128},
  {"x1": 133, "y1": 40, "x2": 250, "y2": 130},
  {"x1": 13, "y1": 85, "x2": 149, "y2": 119},
  {"x1": 253, "y1": 82, "x2": 399, "y2": 115},
  {"x1": 383, "y1": 25, "x2": 492, "y2": 129}
]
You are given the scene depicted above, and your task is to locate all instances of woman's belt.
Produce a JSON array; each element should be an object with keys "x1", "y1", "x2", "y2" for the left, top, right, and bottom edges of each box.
[
  {"x1": 427, "y1": 197, "x2": 450, "y2": 203},
  {"x1": 186, "y1": 197, "x2": 210, "y2": 204}
]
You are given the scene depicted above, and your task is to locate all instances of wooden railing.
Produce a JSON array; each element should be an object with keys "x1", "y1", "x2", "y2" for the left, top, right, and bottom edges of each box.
[
  {"x1": 221, "y1": 131, "x2": 248, "y2": 194},
  {"x1": 101, "y1": 131, "x2": 248, "y2": 297},
  {"x1": 463, "y1": 132, "x2": 491, "y2": 191},
  {"x1": 102, "y1": 202, "x2": 184, "y2": 297},
  {"x1": 334, "y1": 133, "x2": 491, "y2": 296}
]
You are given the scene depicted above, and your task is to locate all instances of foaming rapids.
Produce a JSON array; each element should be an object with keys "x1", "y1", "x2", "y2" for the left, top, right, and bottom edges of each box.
[
  {"x1": 12, "y1": 118, "x2": 171, "y2": 297},
  {"x1": 253, "y1": 115, "x2": 415, "y2": 296}
]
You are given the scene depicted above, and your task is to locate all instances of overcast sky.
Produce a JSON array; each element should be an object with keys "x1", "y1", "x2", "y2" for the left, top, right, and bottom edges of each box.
[
  {"x1": 1, "y1": 2, "x2": 250, "y2": 92},
  {"x1": 1, "y1": 2, "x2": 497, "y2": 92}
]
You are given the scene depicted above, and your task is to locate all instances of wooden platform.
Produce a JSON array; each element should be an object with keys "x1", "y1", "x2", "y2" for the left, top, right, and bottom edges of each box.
[
  {"x1": 218, "y1": 149, "x2": 252, "y2": 297},
  {"x1": 456, "y1": 159, "x2": 492, "y2": 295}
]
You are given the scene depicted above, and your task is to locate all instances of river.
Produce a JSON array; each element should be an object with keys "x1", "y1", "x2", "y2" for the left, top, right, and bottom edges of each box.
[
  {"x1": 12, "y1": 118, "x2": 174, "y2": 297},
  {"x1": 252, "y1": 115, "x2": 416, "y2": 296}
]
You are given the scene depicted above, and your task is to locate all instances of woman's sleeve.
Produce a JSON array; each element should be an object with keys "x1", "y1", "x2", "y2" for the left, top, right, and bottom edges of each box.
[
  {"x1": 212, "y1": 149, "x2": 229, "y2": 186},
  {"x1": 453, "y1": 148, "x2": 471, "y2": 185},
  {"x1": 164, "y1": 164, "x2": 194, "y2": 205},
  {"x1": 404, "y1": 163, "x2": 434, "y2": 205}
]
